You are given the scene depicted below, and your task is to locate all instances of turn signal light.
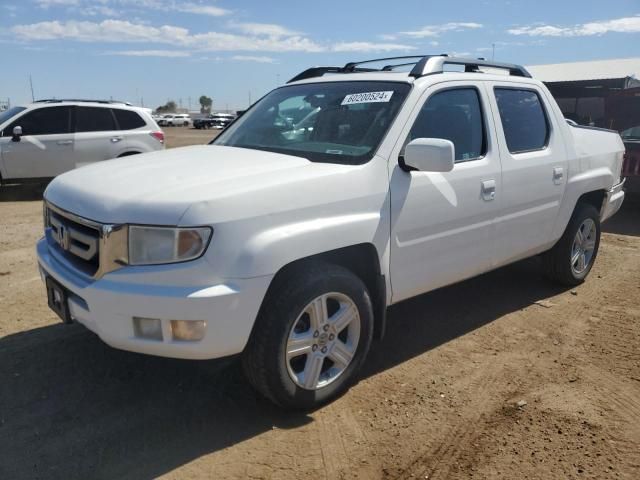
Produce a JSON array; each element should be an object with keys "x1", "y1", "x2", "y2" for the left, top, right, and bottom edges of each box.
[{"x1": 171, "y1": 320, "x2": 206, "y2": 341}]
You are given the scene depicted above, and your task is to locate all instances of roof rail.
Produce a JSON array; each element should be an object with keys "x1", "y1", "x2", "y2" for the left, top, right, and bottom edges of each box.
[
  {"x1": 409, "y1": 56, "x2": 531, "y2": 78},
  {"x1": 34, "y1": 99, "x2": 133, "y2": 105},
  {"x1": 287, "y1": 54, "x2": 531, "y2": 83}
]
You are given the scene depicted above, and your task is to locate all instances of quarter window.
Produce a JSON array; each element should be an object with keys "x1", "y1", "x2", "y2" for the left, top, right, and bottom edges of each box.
[
  {"x1": 75, "y1": 106, "x2": 116, "y2": 133},
  {"x1": 113, "y1": 109, "x2": 146, "y2": 130},
  {"x1": 5, "y1": 106, "x2": 71, "y2": 136},
  {"x1": 406, "y1": 88, "x2": 486, "y2": 163},
  {"x1": 494, "y1": 88, "x2": 549, "y2": 153}
]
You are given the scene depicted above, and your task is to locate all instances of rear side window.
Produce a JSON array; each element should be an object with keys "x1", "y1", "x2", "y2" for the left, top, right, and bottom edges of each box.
[
  {"x1": 406, "y1": 88, "x2": 486, "y2": 162},
  {"x1": 75, "y1": 106, "x2": 116, "y2": 133},
  {"x1": 113, "y1": 109, "x2": 146, "y2": 130},
  {"x1": 494, "y1": 88, "x2": 549, "y2": 153},
  {"x1": 5, "y1": 106, "x2": 71, "y2": 136}
]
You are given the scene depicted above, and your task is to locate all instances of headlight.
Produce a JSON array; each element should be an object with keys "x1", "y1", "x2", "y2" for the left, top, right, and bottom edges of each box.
[{"x1": 128, "y1": 226, "x2": 212, "y2": 265}]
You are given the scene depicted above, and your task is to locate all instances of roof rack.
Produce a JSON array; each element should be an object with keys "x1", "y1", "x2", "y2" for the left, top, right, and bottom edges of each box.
[
  {"x1": 287, "y1": 54, "x2": 532, "y2": 83},
  {"x1": 34, "y1": 99, "x2": 133, "y2": 105}
]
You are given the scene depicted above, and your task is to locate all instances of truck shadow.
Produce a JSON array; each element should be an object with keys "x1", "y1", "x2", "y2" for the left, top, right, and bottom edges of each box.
[
  {"x1": 0, "y1": 258, "x2": 567, "y2": 479},
  {"x1": 0, "y1": 183, "x2": 46, "y2": 202}
]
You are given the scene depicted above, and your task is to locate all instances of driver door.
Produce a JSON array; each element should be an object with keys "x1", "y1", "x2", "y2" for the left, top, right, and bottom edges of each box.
[
  {"x1": 389, "y1": 82, "x2": 502, "y2": 302},
  {"x1": 0, "y1": 106, "x2": 74, "y2": 180}
]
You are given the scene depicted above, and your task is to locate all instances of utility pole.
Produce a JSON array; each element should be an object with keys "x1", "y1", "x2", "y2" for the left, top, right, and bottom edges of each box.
[
  {"x1": 248, "y1": 91, "x2": 252, "y2": 107},
  {"x1": 29, "y1": 75, "x2": 35, "y2": 102},
  {"x1": 492, "y1": 43, "x2": 496, "y2": 61},
  {"x1": 188, "y1": 96, "x2": 191, "y2": 111}
]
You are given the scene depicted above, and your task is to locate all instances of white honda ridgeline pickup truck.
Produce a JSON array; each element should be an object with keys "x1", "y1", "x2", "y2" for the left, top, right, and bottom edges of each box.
[{"x1": 38, "y1": 55, "x2": 625, "y2": 409}]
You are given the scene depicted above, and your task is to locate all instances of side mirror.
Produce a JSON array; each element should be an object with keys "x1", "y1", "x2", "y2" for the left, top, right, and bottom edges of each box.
[
  {"x1": 11, "y1": 126, "x2": 22, "y2": 142},
  {"x1": 403, "y1": 138, "x2": 455, "y2": 172}
]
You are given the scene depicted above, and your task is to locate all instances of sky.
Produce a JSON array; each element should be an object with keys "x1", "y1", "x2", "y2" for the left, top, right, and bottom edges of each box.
[{"x1": 1, "y1": 0, "x2": 639, "y2": 111}]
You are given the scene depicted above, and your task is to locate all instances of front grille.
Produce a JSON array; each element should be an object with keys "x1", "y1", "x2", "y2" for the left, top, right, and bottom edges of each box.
[
  {"x1": 44, "y1": 202, "x2": 128, "y2": 278},
  {"x1": 46, "y1": 206, "x2": 101, "y2": 276}
]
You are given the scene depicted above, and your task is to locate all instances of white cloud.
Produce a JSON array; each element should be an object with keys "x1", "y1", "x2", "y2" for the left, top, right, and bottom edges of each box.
[
  {"x1": 10, "y1": 19, "x2": 414, "y2": 53},
  {"x1": 229, "y1": 22, "x2": 301, "y2": 37},
  {"x1": 34, "y1": 0, "x2": 231, "y2": 16},
  {"x1": 332, "y1": 41, "x2": 417, "y2": 53},
  {"x1": 80, "y1": 5, "x2": 120, "y2": 16},
  {"x1": 35, "y1": 0, "x2": 79, "y2": 6},
  {"x1": 400, "y1": 22, "x2": 483, "y2": 38},
  {"x1": 104, "y1": 49, "x2": 191, "y2": 57},
  {"x1": 508, "y1": 16, "x2": 640, "y2": 37},
  {"x1": 11, "y1": 20, "x2": 189, "y2": 43},
  {"x1": 231, "y1": 55, "x2": 276, "y2": 63},
  {"x1": 176, "y1": 2, "x2": 230, "y2": 17}
]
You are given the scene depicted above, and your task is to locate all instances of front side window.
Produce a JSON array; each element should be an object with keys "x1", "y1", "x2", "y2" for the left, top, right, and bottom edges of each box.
[
  {"x1": 76, "y1": 107, "x2": 116, "y2": 132},
  {"x1": 214, "y1": 81, "x2": 411, "y2": 164},
  {"x1": 0, "y1": 107, "x2": 27, "y2": 131},
  {"x1": 405, "y1": 88, "x2": 486, "y2": 163},
  {"x1": 5, "y1": 106, "x2": 71, "y2": 136},
  {"x1": 494, "y1": 88, "x2": 549, "y2": 153}
]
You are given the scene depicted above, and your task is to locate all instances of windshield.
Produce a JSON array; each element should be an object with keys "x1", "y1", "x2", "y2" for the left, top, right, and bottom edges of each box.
[
  {"x1": 0, "y1": 107, "x2": 26, "y2": 127},
  {"x1": 621, "y1": 126, "x2": 640, "y2": 140},
  {"x1": 214, "y1": 81, "x2": 411, "y2": 164}
]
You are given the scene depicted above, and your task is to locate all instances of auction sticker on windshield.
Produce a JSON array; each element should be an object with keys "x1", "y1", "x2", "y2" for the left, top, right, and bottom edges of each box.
[{"x1": 342, "y1": 91, "x2": 394, "y2": 105}]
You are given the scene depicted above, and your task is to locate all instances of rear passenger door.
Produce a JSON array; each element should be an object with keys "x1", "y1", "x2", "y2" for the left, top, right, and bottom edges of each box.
[
  {"x1": 485, "y1": 83, "x2": 568, "y2": 267},
  {"x1": 73, "y1": 106, "x2": 125, "y2": 167},
  {"x1": 112, "y1": 108, "x2": 148, "y2": 153},
  {"x1": 389, "y1": 82, "x2": 502, "y2": 302}
]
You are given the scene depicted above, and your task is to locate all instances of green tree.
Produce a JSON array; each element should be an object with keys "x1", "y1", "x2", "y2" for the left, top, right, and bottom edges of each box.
[{"x1": 199, "y1": 95, "x2": 213, "y2": 113}]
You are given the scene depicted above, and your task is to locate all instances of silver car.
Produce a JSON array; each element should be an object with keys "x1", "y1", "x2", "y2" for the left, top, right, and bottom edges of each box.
[{"x1": 0, "y1": 99, "x2": 165, "y2": 185}]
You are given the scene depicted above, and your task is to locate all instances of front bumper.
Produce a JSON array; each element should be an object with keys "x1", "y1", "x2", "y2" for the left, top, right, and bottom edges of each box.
[
  {"x1": 37, "y1": 238, "x2": 272, "y2": 360},
  {"x1": 600, "y1": 179, "x2": 625, "y2": 223}
]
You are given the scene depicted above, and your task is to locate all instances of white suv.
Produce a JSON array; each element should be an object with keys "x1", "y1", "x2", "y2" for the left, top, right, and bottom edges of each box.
[
  {"x1": 157, "y1": 114, "x2": 191, "y2": 127},
  {"x1": 37, "y1": 56, "x2": 625, "y2": 409},
  {"x1": 0, "y1": 100, "x2": 164, "y2": 184}
]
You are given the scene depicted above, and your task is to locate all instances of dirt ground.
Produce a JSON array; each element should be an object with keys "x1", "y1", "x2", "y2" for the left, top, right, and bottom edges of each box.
[{"x1": 0, "y1": 128, "x2": 638, "y2": 480}]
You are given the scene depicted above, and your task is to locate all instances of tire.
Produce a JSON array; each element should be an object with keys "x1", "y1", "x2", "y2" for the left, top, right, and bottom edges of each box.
[
  {"x1": 242, "y1": 262, "x2": 374, "y2": 410},
  {"x1": 543, "y1": 203, "x2": 601, "y2": 286}
]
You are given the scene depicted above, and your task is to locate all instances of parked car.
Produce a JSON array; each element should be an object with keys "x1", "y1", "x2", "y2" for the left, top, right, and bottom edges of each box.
[
  {"x1": 158, "y1": 114, "x2": 191, "y2": 127},
  {"x1": 37, "y1": 55, "x2": 625, "y2": 409},
  {"x1": 0, "y1": 99, "x2": 164, "y2": 185},
  {"x1": 194, "y1": 113, "x2": 236, "y2": 130}
]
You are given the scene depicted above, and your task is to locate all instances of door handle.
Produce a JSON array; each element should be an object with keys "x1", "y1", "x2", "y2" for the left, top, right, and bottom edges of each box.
[
  {"x1": 110, "y1": 136, "x2": 123, "y2": 143},
  {"x1": 553, "y1": 167, "x2": 564, "y2": 184},
  {"x1": 56, "y1": 140, "x2": 73, "y2": 146},
  {"x1": 481, "y1": 180, "x2": 496, "y2": 201}
]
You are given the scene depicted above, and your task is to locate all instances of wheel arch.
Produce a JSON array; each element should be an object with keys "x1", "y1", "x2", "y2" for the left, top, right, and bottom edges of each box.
[
  {"x1": 551, "y1": 174, "x2": 611, "y2": 243},
  {"x1": 576, "y1": 189, "x2": 607, "y2": 214},
  {"x1": 117, "y1": 151, "x2": 141, "y2": 158},
  {"x1": 257, "y1": 243, "x2": 387, "y2": 341}
]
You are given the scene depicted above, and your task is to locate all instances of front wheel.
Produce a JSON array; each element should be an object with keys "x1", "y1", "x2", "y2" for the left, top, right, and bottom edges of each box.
[
  {"x1": 242, "y1": 262, "x2": 374, "y2": 410},
  {"x1": 544, "y1": 203, "x2": 601, "y2": 286}
]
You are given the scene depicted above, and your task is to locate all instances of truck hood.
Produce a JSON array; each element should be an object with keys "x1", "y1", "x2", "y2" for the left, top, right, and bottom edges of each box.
[{"x1": 44, "y1": 145, "x2": 359, "y2": 225}]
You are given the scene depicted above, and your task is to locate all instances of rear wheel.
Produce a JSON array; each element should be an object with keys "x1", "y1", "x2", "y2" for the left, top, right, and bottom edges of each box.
[
  {"x1": 242, "y1": 262, "x2": 373, "y2": 410},
  {"x1": 544, "y1": 203, "x2": 601, "y2": 286}
]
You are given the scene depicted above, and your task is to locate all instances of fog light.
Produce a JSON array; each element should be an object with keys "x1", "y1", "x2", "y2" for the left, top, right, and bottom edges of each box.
[
  {"x1": 171, "y1": 320, "x2": 206, "y2": 341},
  {"x1": 133, "y1": 317, "x2": 163, "y2": 341}
]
